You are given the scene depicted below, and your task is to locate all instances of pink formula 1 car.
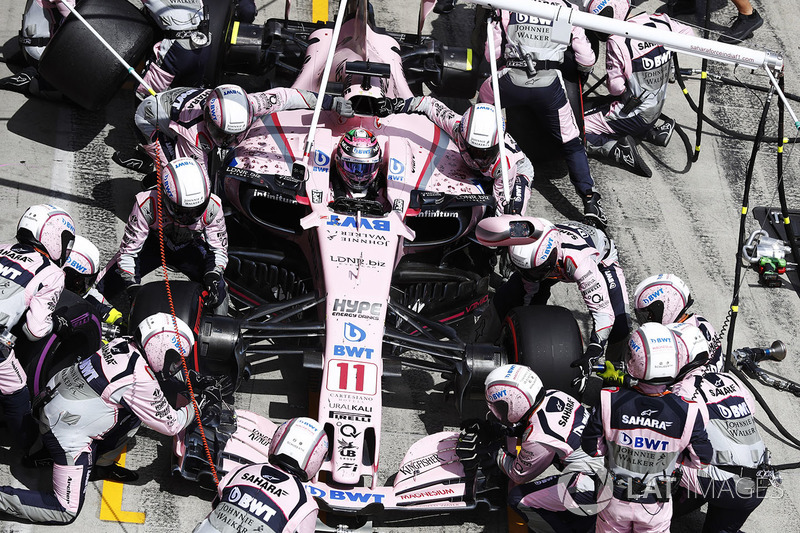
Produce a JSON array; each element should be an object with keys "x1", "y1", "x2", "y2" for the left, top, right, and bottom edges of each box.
[{"x1": 153, "y1": 0, "x2": 584, "y2": 520}]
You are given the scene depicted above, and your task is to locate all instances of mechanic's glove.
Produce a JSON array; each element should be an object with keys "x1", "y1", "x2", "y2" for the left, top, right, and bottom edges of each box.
[
  {"x1": 203, "y1": 271, "x2": 222, "y2": 307},
  {"x1": 597, "y1": 361, "x2": 633, "y2": 388},
  {"x1": 571, "y1": 342, "x2": 604, "y2": 376},
  {"x1": 332, "y1": 96, "x2": 354, "y2": 118},
  {"x1": 195, "y1": 384, "x2": 223, "y2": 412},
  {"x1": 52, "y1": 312, "x2": 73, "y2": 336},
  {"x1": 459, "y1": 418, "x2": 507, "y2": 446},
  {"x1": 125, "y1": 282, "x2": 141, "y2": 305},
  {"x1": 103, "y1": 307, "x2": 127, "y2": 330},
  {"x1": 495, "y1": 447, "x2": 511, "y2": 473},
  {"x1": 455, "y1": 431, "x2": 480, "y2": 472}
]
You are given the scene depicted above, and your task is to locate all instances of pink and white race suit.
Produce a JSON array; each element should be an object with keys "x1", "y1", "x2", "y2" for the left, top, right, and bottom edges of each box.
[
  {"x1": 671, "y1": 370, "x2": 767, "y2": 531},
  {"x1": 503, "y1": 390, "x2": 605, "y2": 531},
  {"x1": 0, "y1": 243, "x2": 64, "y2": 394},
  {"x1": 582, "y1": 387, "x2": 712, "y2": 533},
  {"x1": 115, "y1": 189, "x2": 228, "y2": 284},
  {"x1": 399, "y1": 95, "x2": 534, "y2": 215},
  {"x1": 18, "y1": 0, "x2": 75, "y2": 63},
  {"x1": 193, "y1": 463, "x2": 319, "y2": 533},
  {"x1": 0, "y1": 338, "x2": 194, "y2": 524},
  {"x1": 584, "y1": 13, "x2": 694, "y2": 149},
  {"x1": 136, "y1": 87, "x2": 328, "y2": 170},
  {"x1": 478, "y1": 2, "x2": 596, "y2": 198}
]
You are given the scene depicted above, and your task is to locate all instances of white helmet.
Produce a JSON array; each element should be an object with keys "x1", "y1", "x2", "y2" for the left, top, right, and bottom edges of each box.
[
  {"x1": 64, "y1": 235, "x2": 100, "y2": 296},
  {"x1": 633, "y1": 274, "x2": 693, "y2": 325},
  {"x1": 204, "y1": 84, "x2": 254, "y2": 148},
  {"x1": 161, "y1": 157, "x2": 211, "y2": 226},
  {"x1": 136, "y1": 313, "x2": 194, "y2": 381},
  {"x1": 626, "y1": 323, "x2": 681, "y2": 384},
  {"x1": 509, "y1": 220, "x2": 560, "y2": 281},
  {"x1": 485, "y1": 364, "x2": 544, "y2": 425},
  {"x1": 269, "y1": 417, "x2": 329, "y2": 482},
  {"x1": 16, "y1": 204, "x2": 76, "y2": 267},
  {"x1": 458, "y1": 103, "x2": 501, "y2": 172},
  {"x1": 668, "y1": 322, "x2": 710, "y2": 370},
  {"x1": 583, "y1": 0, "x2": 631, "y2": 20}
]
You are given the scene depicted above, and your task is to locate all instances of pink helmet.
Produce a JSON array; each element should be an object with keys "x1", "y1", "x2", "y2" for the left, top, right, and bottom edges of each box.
[
  {"x1": 458, "y1": 103, "x2": 501, "y2": 172},
  {"x1": 204, "y1": 84, "x2": 254, "y2": 148},
  {"x1": 626, "y1": 323, "x2": 681, "y2": 384},
  {"x1": 583, "y1": 0, "x2": 631, "y2": 20},
  {"x1": 485, "y1": 364, "x2": 544, "y2": 424},
  {"x1": 16, "y1": 204, "x2": 76, "y2": 267},
  {"x1": 508, "y1": 220, "x2": 560, "y2": 281},
  {"x1": 667, "y1": 322, "x2": 710, "y2": 370},
  {"x1": 136, "y1": 313, "x2": 194, "y2": 381},
  {"x1": 335, "y1": 128, "x2": 382, "y2": 193},
  {"x1": 161, "y1": 157, "x2": 211, "y2": 226},
  {"x1": 633, "y1": 274, "x2": 693, "y2": 325},
  {"x1": 269, "y1": 417, "x2": 329, "y2": 481}
]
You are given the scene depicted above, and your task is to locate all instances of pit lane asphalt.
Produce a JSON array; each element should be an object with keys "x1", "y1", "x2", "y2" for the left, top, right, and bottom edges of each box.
[{"x1": 1, "y1": 0, "x2": 800, "y2": 531}]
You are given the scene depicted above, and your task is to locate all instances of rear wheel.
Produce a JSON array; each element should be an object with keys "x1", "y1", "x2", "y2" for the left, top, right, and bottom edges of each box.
[
  {"x1": 38, "y1": 0, "x2": 154, "y2": 110},
  {"x1": 500, "y1": 305, "x2": 583, "y2": 395}
]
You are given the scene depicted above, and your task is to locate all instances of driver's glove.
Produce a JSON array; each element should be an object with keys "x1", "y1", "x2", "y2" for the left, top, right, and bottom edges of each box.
[
  {"x1": 459, "y1": 418, "x2": 507, "y2": 446},
  {"x1": 331, "y1": 96, "x2": 354, "y2": 118},
  {"x1": 455, "y1": 431, "x2": 480, "y2": 472}
]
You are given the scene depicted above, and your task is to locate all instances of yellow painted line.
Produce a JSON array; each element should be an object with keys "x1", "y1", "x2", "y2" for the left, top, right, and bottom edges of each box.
[
  {"x1": 231, "y1": 21, "x2": 240, "y2": 45},
  {"x1": 466, "y1": 48, "x2": 473, "y2": 71},
  {"x1": 99, "y1": 447, "x2": 146, "y2": 524},
  {"x1": 313, "y1": 0, "x2": 329, "y2": 23}
]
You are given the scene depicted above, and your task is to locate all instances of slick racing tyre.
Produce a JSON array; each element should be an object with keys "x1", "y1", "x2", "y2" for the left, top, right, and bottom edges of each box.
[
  {"x1": 38, "y1": 0, "x2": 154, "y2": 110},
  {"x1": 500, "y1": 305, "x2": 582, "y2": 395}
]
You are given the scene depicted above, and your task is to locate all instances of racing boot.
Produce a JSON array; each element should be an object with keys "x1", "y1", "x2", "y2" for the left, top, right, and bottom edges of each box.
[
  {"x1": 0, "y1": 67, "x2": 36, "y2": 95},
  {"x1": 582, "y1": 192, "x2": 608, "y2": 230},
  {"x1": 112, "y1": 147, "x2": 154, "y2": 174},
  {"x1": 643, "y1": 118, "x2": 676, "y2": 147},
  {"x1": 718, "y1": 10, "x2": 763, "y2": 44},
  {"x1": 90, "y1": 462, "x2": 139, "y2": 483},
  {"x1": 611, "y1": 136, "x2": 652, "y2": 178}
]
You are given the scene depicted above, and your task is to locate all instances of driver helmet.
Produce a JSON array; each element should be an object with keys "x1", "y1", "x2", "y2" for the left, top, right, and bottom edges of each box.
[
  {"x1": 458, "y1": 103, "x2": 501, "y2": 173},
  {"x1": 582, "y1": 0, "x2": 631, "y2": 20},
  {"x1": 633, "y1": 274, "x2": 694, "y2": 325},
  {"x1": 269, "y1": 417, "x2": 329, "y2": 482},
  {"x1": 64, "y1": 235, "x2": 100, "y2": 297},
  {"x1": 485, "y1": 364, "x2": 544, "y2": 425},
  {"x1": 335, "y1": 128, "x2": 382, "y2": 193},
  {"x1": 508, "y1": 220, "x2": 560, "y2": 281},
  {"x1": 161, "y1": 157, "x2": 211, "y2": 226},
  {"x1": 626, "y1": 323, "x2": 681, "y2": 384},
  {"x1": 668, "y1": 322, "x2": 710, "y2": 370},
  {"x1": 204, "y1": 84, "x2": 254, "y2": 148},
  {"x1": 16, "y1": 204, "x2": 76, "y2": 268},
  {"x1": 136, "y1": 313, "x2": 194, "y2": 382}
]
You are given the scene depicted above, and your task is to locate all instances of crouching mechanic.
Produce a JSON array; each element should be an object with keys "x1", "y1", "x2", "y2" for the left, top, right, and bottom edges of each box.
[
  {"x1": 385, "y1": 98, "x2": 534, "y2": 216},
  {"x1": 100, "y1": 157, "x2": 228, "y2": 312},
  {"x1": 0, "y1": 204, "x2": 75, "y2": 451},
  {"x1": 582, "y1": 322, "x2": 712, "y2": 533},
  {"x1": 633, "y1": 273, "x2": 723, "y2": 371},
  {"x1": 194, "y1": 417, "x2": 329, "y2": 533},
  {"x1": 475, "y1": 217, "x2": 630, "y2": 366},
  {"x1": 119, "y1": 84, "x2": 353, "y2": 175},
  {"x1": 458, "y1": 364, "x2": 605, "y2": 532},
  {"x1": 668, "y1": 323, "x2": 771, "y2": 533},
  {"x1": 0, "y1": 312, "x2": 219, "y2": 524}
]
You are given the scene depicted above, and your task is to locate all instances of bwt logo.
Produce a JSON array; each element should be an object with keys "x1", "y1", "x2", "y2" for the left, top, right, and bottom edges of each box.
[
  {"x1": 591, "y1": 0, "x2": 610, "y2": 13},
  {"x1": 307, "y1": 486, "x2": 385, "y2": 504},
  {"x1": 63, "y1": 219, "x2": 76, "y2": 233},
  {"x1": 489, "y1": 390, "x2": 507, "y2": 401},
  {"x1": 643, "y1": 288, "x2": 664, "y2": 304},
  {"x1": 344, "y1": 322, "x2": 366, "y2": 342},
  {"x1": 174, "y1": 160, "x2": 192, "y2": 168},
  {"x1": 66, "y1": 259, "x2": 88, "y2": 273},
  {"x1": 314, "y1": 150, "x2": 330, "y2": 167},
  {"x1": 538, "y1": 237, "x2": 555, "y2": 262},
  {"x1": 620, "y1": 432, "x2": 668, "y2": 451},
  {"x1": 389, "y1": 158, "x2": 405, "y2": 175},
  {"x1": 326, "y1": 215, "x2": 390, "y2": 232},
  {"x1": 718, "y1": 401, "x2": 751, "y2": 419},
  {"x1": 334, "y1": 344, "x2": 374, "y2": 359}
]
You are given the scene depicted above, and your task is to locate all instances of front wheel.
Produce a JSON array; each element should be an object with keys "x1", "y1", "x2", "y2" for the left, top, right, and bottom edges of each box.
[{"x1": 500, "y1": 305, "x2": 583, "y2": 395}]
